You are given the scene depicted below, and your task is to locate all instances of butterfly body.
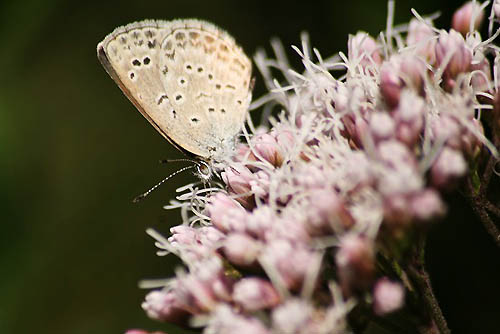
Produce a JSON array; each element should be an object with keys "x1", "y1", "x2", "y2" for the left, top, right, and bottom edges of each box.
[{"x1": 97, "y1": 19, "x2": 252, "y2": 164}]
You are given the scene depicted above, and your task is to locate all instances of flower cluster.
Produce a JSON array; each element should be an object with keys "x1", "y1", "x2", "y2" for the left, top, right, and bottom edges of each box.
[{"x1": 133, "y1": 1, "x2": 499, "y2": 333}]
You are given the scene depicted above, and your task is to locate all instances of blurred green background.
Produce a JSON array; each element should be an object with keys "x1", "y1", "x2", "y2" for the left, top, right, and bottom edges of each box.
[{"x1": 1, "y1": 0, "x2": 499, "y2": 333}]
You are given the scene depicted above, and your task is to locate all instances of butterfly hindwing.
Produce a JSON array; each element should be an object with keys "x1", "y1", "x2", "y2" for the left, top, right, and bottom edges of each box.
[{"x1": 97, "y1": 19, "x2": 252, "y2": 160}]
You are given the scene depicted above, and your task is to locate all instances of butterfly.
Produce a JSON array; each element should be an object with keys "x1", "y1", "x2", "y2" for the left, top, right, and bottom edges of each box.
[{"x1": 97, "y1": 19, "x2": 252, "y2": 186}]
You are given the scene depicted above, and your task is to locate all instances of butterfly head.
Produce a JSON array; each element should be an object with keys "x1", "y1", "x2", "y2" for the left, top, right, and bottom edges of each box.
[{"x1": 195, "y1": 160, "x2": 213, "y2": 182}]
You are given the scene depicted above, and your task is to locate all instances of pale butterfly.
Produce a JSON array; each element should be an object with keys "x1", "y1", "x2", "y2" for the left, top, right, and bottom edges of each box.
[{"x1": 97, "y1": 19, "x2": 253, "y2": 200}]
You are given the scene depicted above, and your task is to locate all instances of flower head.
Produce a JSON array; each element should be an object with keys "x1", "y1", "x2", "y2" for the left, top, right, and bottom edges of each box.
[{"x1": 138, "y1": 3, "x2": 499, "y2": 333}]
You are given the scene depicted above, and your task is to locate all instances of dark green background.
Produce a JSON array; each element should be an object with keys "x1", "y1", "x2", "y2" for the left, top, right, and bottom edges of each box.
[{"x1": 1, "y1": 0, "x2": 499, "y2": 333}]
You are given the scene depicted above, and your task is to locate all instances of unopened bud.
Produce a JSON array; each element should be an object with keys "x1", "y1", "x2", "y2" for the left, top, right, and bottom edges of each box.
[
  {"x1": 452, "y1": 1, "x2": 484, "y2": 35},
  {"x1": 435, "y1": 30, "x2": 472, "y2": 80},
  {"x1": 348, "y1": 31, "x2": 382, "y2": 72},
  {"x1": 373, "y1": 278, "x2": 405, "y2": 315},
  {"x1": 233, "y1": 278, "x2": 281, "y2": 311}
]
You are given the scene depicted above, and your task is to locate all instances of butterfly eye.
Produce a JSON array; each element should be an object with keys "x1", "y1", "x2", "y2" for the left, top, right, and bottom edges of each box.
[{"x1": 196, "y1": 162, "x2": 212, "y2": 181}]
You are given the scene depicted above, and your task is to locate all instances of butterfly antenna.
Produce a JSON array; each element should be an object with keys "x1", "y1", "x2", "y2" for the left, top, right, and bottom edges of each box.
[
  {"x1": 159, "y1": 158, "x2": 198, "y2": 164},
  {"x1": 132, "y1": 165, "x2": 196, "y2": 203}
]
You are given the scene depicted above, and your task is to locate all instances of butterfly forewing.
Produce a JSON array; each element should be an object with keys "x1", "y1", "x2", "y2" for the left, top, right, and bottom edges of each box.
[{"x1": 97, "y1": 19, "x2": 252, "y2": 160}]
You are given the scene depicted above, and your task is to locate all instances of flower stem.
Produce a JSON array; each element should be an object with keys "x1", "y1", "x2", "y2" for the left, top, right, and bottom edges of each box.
[
  {"x1": 407, "y1": 234, "x2": 451, "y2": 334},
  {"x1": 465, "y1": 155, "x2": 500, "y2": 247},
  {"x1": 467, "y1": 192, "x2": 500, "y2": 247}
]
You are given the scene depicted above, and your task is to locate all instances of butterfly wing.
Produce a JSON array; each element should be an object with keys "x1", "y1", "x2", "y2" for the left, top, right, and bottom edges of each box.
[{"x1": 97, "y1": 19, "x2": 252, "y2": 159}]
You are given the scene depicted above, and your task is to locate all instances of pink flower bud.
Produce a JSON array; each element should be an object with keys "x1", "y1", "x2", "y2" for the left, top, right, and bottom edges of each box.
[
  {"x1": 380, "y1": 55, "x2": 427, "y2": 109},
  {"x1": 380, "y1": 60, "x2": 403, "y2": 109},
  {"x1": 399, "y1": 54, "x2": 427, "y2": 92},
  {"x1": 370, "y1": 111, "x2": 395, "y2": 141},
  {"x1": 176, "y1": 258, "x2": 233, "y2": 313},
  {"x1": 373, "y1": 278, "x2": 405, "y2": 315},
  {"x1": 222, "y1": 164, "x2": 254, "y2": 195},
  {"x1": 273, "y1": 128, "x2": 295, "y2": 156},
  {"x1": 169, "y1": 225, "x2": 196, "y2": 245},
  {"x1": 430, "y1": 114, "x2": 463, "y2": 149},
  {"x1": 198, "y1": 226, "x2": 226, "y2": 246},
  {"x1": 249, "y1": 170, "x2": 270, "y2": 200},
  {"x1": 233, "y1": 143, "x2": 257, "y2": 164},
  {"x1": 378, "y1": 168, "x2": 423, "y2": 199},
  {"x1": 435, "y1": 30, "x2": 472, "y2": 80},
  {"x1": 348, "y1": 31, "x2": 382, "y2": 71},
  {"x1": 168, "y1": 226, "x2": 225, "y2": 261},
  {"x1": 170, "y1": 226, "x2": 224, "y2": 247},
  {"x1": 410, "y1": 189, "x2": 446, "y2": 222},
  {"x1": 353, "y1": 115, "x2": 370, "y2": 147},
  {"x1": 452, "y1": 1, "x2": 484, "y2": 35},
  {"x1": 407, "y1": 18, "x2": 437, "y2": 64},
  {"x1": 267, "y1": 215, "x2": 310, "y2": 242},
  {"x1": 460, "y1": 118, "x2": 483, "y2": 157},
  {"x1": 431, "y1": 147, "x2": 467, "y2": 189},
  {"x1": 383, "y1": 195, "x2": 412, "y2": 232},
  {"x1": 245, "y1": 206, "x2": 275, "y2": 239},
  {"x1": 272, "y1": 299, "x2": 314, "y2": 333},
  {"x1": 395, "y1": 90, "x2": 424, "y2": 121},
  {"x1": 495, "y1": 0, "x2": 500, "y2": 19},
  {"x1": 206, "y1": 192, "x2": 248, "y2": 233},
  {"x1": 332, "y1": 82, "x2": 349, "y2": 112},
  {"x1": 252, "y1": 133, "x2": 284, "y2": 166},
  {"x1": 407, "y1": 18, "x2": 434, "y2": 44},
  {"x1": 233, "y1": 278, "x2": 281, "y2": 311},
  {"x1": 207, "y1": 305, "x2": 270, "y2": 334},
  {"x1": 394, "y1": 91, "x2": 425, "y2": 146},
  {"x1": 336, "y1": 234, "x2": 375, "y2": 293},
  {"x1": 222, "y1": 164, "x2": 256, "y2": 207},
  {"x1": 340, "y1": 114, "x2": 357, "y2": 144},
  {"x1": 306, "y1": 188, "x2": 354, "y2": 234},
  {"x1": 222, "y1": 233, "x2": 262, "y2": 266},
  {"x1": 395, "y1": 124, "x2": 418, "y2": 147},
  {"x1": 342, "y1": 151, "x2": 373, "y2": 189},
  {"x1": 261, "y1": 239, "x2": 319, "y2": 290},
  {"x1": 377, "y1": 140, "x2": 418, "y2": 170},
  {"x1": 141, "y1": 290, "x2": 190, "y2": 325}
]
